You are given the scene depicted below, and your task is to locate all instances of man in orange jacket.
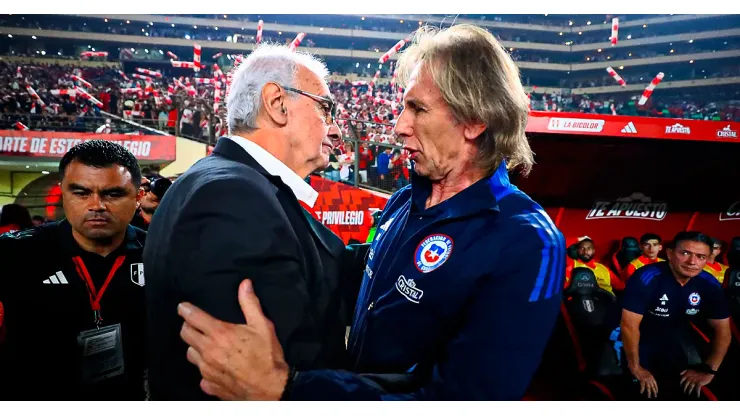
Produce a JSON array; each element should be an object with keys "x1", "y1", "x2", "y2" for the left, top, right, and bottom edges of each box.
[
  {"x1": 566, "y1": 237, "x2": 624, "y2": 295},
  {"x1": 703, "y1": 238, "x2": 729, "y2": 284},
  {"x1": 623, "y1": 233, "x2": 665, "y2": 281}
]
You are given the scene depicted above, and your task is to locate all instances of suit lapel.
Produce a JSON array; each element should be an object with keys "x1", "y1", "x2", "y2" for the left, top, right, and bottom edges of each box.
[{"x1": 212, "y1": 137, "x2": 344, "y2": 259}]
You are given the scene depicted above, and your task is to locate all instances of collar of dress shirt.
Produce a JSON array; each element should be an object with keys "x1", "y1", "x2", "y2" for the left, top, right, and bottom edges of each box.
[{"x1": 227, "y1": 135, "x2": 318, "y2": 208}]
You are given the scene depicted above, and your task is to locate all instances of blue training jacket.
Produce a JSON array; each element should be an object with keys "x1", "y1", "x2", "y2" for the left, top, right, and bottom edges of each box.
[{"x1": 289, "y1": 161, "x2": 566, "y2": 400}]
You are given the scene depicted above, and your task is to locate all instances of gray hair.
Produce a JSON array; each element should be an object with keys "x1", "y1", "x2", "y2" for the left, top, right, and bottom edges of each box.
[{"x1": 226, "y1": 44, "x2": 329, "y2": 135}]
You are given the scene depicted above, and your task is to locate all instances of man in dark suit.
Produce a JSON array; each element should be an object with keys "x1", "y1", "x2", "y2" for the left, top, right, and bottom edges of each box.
[{"x1": 143, "y1": 44, "x2": 365, "y2": 400}]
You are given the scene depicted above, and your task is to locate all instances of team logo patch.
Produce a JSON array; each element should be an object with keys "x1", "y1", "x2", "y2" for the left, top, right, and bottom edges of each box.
[
  {"x1": 414, "y1": 234, "x2": 453, "y2": 273},
  {"x1": 688, "y1": 292, "x2": 701, "y2": 306},
  {"x1": 131, "y1": 263, "x2": 145, "y2": 287}
]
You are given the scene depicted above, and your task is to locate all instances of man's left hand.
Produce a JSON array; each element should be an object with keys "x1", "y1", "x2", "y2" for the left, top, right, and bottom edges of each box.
[
  {"x1": 680, "y1": 369, "x2": 714, "y2": 398},
  {"x1": 178, "y1": 279, "x2": 289, "y2": 400}
]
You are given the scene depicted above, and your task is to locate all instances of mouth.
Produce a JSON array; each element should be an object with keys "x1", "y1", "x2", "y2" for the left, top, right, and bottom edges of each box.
[
  {"x1": 403, "y1": 147, "x2": 420, "y2": 159},
  {"x1": 85, "y1": 218, "x2": 110, "y2": 225},
  {"x1": 321, "y1": 140, "x2": 334, "y2": 152}
]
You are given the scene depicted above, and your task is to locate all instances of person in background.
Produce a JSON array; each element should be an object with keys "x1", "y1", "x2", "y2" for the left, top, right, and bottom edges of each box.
[
  {"x1": 621, "y1": 232, "x2": 731, "y2": 400},
  {"x1": 0, "y1": 204, "x2": 33, "y2": 234},
  {"x1": 95, "y1": 118, "x2": 112, "y2": 134},
  {"x1": 703, "y1": 238, "x2": 729, "y2": 284},
  {"x1": 566, "y1": 237, "x2": 625, "y2": 294},
  {"x1": 376, "y1": 146, "x2": 393, "y2": 190},
  {"x1": 131, "y1": 175, "x2": 172, "y2": 231},
  {"x1": 0, "y1": 140, "x2": 148, "y2": 400},
  {"x1": 31, "y1": 215, "x2": 46, "y2": 227},
  {"x1": 623, "y1": 233, "x2": 665, "y2": 281},
  {"x1": 158, "y1": 109, "x2": 169, "y2": 130}
]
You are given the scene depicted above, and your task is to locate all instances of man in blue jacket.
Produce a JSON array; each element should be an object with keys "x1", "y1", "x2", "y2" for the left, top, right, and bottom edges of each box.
[{"x1": 176, "y1": 24, "x2": 565, "y2": 400}]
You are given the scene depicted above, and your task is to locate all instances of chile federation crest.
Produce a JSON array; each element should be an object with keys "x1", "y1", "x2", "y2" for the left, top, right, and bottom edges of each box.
[{"x1": 414, "y1": 234, "x2": 453, "y2": 273}]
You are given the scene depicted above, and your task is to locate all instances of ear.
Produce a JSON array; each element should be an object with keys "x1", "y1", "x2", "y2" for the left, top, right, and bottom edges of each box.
[
  {"x1": 261, "y1": 82, "x2": 288, "y2": 126},
  {"x1": 136, "y1": 186, "x2": 145, "y2": 204},
  {"x1": 462, "y1": 122, "x2": 487, "y2": 141}
]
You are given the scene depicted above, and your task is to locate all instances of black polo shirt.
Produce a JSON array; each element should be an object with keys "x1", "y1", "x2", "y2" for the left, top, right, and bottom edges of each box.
[
  {"x1": 623, "y1": 262, "x2": 729, "y2": 372},
  {"x1": 0, "y1": 220, "x2": 147, "y2": 400}
]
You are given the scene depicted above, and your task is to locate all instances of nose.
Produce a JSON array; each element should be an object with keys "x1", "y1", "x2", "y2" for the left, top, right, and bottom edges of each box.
[
  {"x1": 88, "y1": 194, "x2": 106, "y2": 212},
  {"x1": 327, "y1": 121, "x2": 341, "y2": 141},
  {"x1": 393, "y1": 108, "x2": 412, "y2": 138}
]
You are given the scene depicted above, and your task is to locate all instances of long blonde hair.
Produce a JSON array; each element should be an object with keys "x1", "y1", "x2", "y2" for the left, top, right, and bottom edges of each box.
[{"x1": 396, "y1": 24, "x2": 534, "y2": 176}]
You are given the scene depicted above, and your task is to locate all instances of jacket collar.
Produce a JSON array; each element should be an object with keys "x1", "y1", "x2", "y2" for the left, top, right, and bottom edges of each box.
[
  {"x1": 212, "y1": 137, "x2": 342, "y2": 258},
  {"x1": 410, "y1": 161, "x2": 514, "y2": 220},
  {"x1": 216, "y1": 136, "x2": 318, "y2": 208}
]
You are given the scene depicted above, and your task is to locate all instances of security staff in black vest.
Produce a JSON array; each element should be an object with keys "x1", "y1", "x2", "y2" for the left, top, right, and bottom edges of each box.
[{"x1": 0, "y1": 140, "x2": 148, "y2": 400}]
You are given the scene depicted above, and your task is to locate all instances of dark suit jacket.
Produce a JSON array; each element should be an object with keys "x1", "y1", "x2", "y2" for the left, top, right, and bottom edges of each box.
[{"x1": 143, "y1": 137, "x2": 367, "y2": 400}]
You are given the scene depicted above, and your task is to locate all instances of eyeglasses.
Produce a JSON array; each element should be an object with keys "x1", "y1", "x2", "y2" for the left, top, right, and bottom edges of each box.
[{"x1": 281, "y1": 85, "x2": 336, "y2": 124}]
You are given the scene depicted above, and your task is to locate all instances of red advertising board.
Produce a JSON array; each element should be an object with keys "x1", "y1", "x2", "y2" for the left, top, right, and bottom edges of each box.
[
  {"x1": 305, "y1": 175, "x2": 389, "y2": 244},
  {"x1": 0, "y1": 130, "x2": 177, "y2": 162},
  {"x1": 526, "y1": 111, "x2": 740, "y2": 144}
]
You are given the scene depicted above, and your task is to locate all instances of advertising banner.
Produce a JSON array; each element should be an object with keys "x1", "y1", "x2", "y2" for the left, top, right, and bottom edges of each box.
[
  {"x1": 526, "y1": 111, "x2": 740, "y2": 144},
  {"x1": 0, "y1": 130, "x2": 176, "y2": 162}
]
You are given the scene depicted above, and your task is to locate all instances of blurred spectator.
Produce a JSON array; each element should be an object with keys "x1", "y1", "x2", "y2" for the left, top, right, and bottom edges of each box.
[{"x1": 0, "y1": 203, "x2": 33, "y2": 233}]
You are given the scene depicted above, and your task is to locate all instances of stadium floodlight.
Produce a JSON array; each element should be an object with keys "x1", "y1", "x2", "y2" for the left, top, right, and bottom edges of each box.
[{"x1": 41, "y1": 51, "x2": 46, "y2": 55}]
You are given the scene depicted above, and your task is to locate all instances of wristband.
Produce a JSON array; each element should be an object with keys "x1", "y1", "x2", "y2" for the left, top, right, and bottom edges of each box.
[{"x1": 279, "y1": 367, "x2": 298, "y2": 401}]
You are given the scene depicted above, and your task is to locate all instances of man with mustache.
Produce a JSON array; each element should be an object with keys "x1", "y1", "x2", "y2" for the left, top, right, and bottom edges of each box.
[
  {"x1": 621, "y1": 231, "x2": 731, "y2": 400},
  {"x1": 0, "y1": 140, "x2": 148, "y2": 400}
]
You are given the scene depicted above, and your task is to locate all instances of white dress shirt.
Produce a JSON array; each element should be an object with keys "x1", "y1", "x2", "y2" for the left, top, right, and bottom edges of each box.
[{"x1": 226, "y1": 136, "x2": 319, "y2": 208}]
